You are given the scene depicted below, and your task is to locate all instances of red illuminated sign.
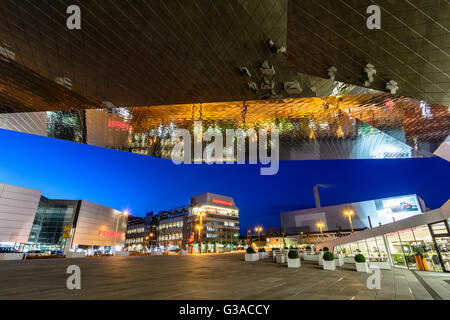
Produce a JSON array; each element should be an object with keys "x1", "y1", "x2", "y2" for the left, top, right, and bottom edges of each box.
[
  {"x1": 108, "y1": 119, "x2": 130, "y2": 131},
  {"x1": 212, "y1": 199, "x2": 233, "y2": 207},
  {"x1": 98, "y1": 230, "x2": 123, "y2": 238}
]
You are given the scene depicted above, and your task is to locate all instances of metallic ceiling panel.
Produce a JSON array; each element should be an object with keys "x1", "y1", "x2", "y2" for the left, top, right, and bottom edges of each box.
[
  {"x1": 287, "y1": 0, "x2": 450, "y2": 106},
  {"x1": 0, "y1": 93, "x2": 446, "y2": 160},
  {"x1": 1, "y1": 0, "x2": 447, "y2": 113}
]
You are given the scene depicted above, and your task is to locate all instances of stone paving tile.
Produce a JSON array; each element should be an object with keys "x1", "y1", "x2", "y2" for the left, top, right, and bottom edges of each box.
[{"x1": 0, "y1": 253, "x2": 435, "y2": 300}]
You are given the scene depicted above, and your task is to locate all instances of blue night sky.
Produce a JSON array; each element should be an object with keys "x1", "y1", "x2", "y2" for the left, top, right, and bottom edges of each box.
[{"x1": 0, "y1": 128, "x2": 449, "y2": 234}]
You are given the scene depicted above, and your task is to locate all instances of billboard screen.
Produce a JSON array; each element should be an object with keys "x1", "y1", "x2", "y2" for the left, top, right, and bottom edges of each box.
[{"x1": 372, "y1": 195, "x2": 422, "y2": 226}]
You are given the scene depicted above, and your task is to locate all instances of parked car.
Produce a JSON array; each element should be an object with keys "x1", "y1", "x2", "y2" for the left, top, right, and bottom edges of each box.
[{"x1": 391, "y1": 202, "x2": 413, "y2": 212}]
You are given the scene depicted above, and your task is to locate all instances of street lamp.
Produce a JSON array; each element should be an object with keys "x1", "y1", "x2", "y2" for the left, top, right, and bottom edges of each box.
[
  {"x1": 145, "y1": 232, "x2": 154, "y2": 252},
  {"x1": 316, "y1": 222, "x2": 325, "y2": 242},
  {"x1": 198, "y1": 210, "x2": 206, "y2": 253},
  {"x1": 114, "y1": 210, "x2": 128, "y2": 254},
  {"x1": 196, "y1": 225, "x2": 203, "y2": 254},
  {"x1": 344, "y1": 210, "x2": 354, "y2": 233},
  {"x1": 255, "y1": 226, "x2": 263, "y2": 242}
]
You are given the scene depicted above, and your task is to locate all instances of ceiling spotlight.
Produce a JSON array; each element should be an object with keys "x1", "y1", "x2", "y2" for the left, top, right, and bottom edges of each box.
[
  {"x1": 361, "y1": 63, "x2": 376, "y2": 86},
  {"x1": 248, "y1": 81, "x2": 259, "y2": 94},
  {"x1": 386, "y1": 80, "x2": 399, "y2": 94},
  {"x1": 261, "y1": 77, "x2": 275, "y2": 90},
  {"x1": 260, "y1": 60, "x2": 276, "y2": 76},
  {"x1": 268, "y1": 39, "x2": 278, "y2": 53},
  {"x1": 327, "y1": 66, "x2": 337, "y2": 80},
  {"x1": 239, "y1": 66, "x2": 252, "y2": 78},
  {"x1": 284, "y1": 80, "x2": 303, "y2": 95}
]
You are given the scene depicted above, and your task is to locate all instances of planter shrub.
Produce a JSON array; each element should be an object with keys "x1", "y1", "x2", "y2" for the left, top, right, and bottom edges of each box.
[
  {"x1": 258, "y1": 248, "x2": 266, "y2": 252},
  {"x1": 287, "y1": 249, "x2": 301, "y2": 268},
  {"x1": 354, "y1": 254, "x2": 369, "y2": 273},
  {"x1": 247, "y1": 247, "x2": 256, "y2": 254},
  {"x1": 322, "y1": 252, "x2": 336, "y2": 270},
  {"x1": 288, "y1": 250, "x2": 299, "y2": 259},
  {"x1": 323, "y1": 251, "x2": 334, "y2": 261},
  {"x1": 323, "y1": 247, "x2": 329, "y2": 252}
]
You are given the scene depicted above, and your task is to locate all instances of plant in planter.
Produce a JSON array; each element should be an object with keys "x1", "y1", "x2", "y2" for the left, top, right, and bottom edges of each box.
[
  {"x1": 322, "y1": 251, "x2": 336, "y2": 270},
  {"x1": 272, "y1": 247, "x2": 280, "y2": 260},
  {"x1": 245, "y1": 247, "x2": 259, "y2": 262},
  {"x1": 258, "y1": 247, "x2": 267, "y2": 259},
  {"x1": 334, "y1": 251, "x2": 345, "y2": 266},
  {"x1": 287, "y1": 249, "x2": 301, "y2": 268},
  {"x1": 323, "y1": 247, "x2": 329, "y2": 252},
  {"x1": 305, "y1": 246, "x2": 311, "y2": 251},
  {"x1": 354, "y1": 254, "x2": 369, "y2": 273}
]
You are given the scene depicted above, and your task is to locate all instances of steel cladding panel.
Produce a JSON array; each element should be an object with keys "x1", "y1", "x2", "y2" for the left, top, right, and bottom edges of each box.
[
  {"x1": 0, "y1": 183, "x2": 42, "y2": 243},
  {"x1": 72, "y1": 201, "x2": 126, "y2": 247}
]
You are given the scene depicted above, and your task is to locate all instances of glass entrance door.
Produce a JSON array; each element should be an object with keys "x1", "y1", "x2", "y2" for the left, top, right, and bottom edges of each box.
[{"x1": 428, "y1": 221, "x2": 450, "y2": 272}]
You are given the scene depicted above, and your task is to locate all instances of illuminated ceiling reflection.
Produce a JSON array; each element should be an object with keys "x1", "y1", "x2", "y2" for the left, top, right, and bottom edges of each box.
[{"x1": 0, "y1": 93, "x2": 448, "y2": 161}]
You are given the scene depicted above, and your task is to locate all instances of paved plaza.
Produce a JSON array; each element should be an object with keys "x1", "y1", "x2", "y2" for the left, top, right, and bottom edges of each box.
[{"x1": 0, "y1": 253, "x2": 448, "y2": 300}]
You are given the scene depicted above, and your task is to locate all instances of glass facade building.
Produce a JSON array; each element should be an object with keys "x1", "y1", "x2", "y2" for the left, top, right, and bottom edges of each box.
[
  {"x1": 320, "y1": 200, "x2": 450, "y2": 273},
  {"x1": 27, "y1": 198, "x2": 80, "y2": 252}
]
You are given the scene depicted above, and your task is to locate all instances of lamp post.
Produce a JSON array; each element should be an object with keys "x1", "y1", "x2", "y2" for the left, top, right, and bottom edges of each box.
[
  {"x1": 145, "y1": 232, "x2": 154, "y2": 252},
  {"x1": 344, "y1": 210, "x2": 354, "y2": 233},
  {"x1": 196, "y1": 225, "x2": 203, "y2": 254},
  {"x1": 198, "y1": 210, "x2": 206, "y2": 253},
  {"x1": 114, "y1": 210, "x2": 128, "y2": 254},
  {"x1": 255, "y1": 226, "x2": 263, "y2": 242},
  {"x1": 316, "y1": 222, "x2": 325, "y2": 242}
]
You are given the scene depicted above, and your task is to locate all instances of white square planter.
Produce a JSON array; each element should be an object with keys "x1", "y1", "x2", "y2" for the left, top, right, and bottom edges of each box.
[
  {"x1": 178, "y1": 250, "x2": 188, "y2": 255},
  {"x1": 356, "y1": 262, "x2": 369, "y2": 273},
  {"x1": 114, "y1": 251, "x2": 130, "y2": 257},
  {"x1": 273, "y1": 251, "x2": 280, "y2": 260},
  {"x1": 334, "y1": 254, "x2": 344, "y2": 266},
  {"x1": 276, "y1": 253, "x2": 286, "y2": 264},
  {"x1": 287, "y1": 258, "x2": 301, "y2": 268},
  {"x1": 259, "y1": 252, "x2": 268, "y2": 259},
  {"x1": 304, "y1": 254, "x2": 319, "y2": 261},
  {"x1": 323, "y1": 260, "x2": 336, "y2": 270},
  {"x1": 369, "y1": 261, "x2": 391, "y2": 270},
  {"x1": 0, "y1": 253, "x2": 24, "y2": 260},
  {"x1": 344, "y1": 257, "x2": 355, "y2": 264},
  {"x1": 245, "y1": 253, "x2": 259, "y2": 262},
  {"x1": 67, "y1": 252, "x2": 86, "y2": 259}
]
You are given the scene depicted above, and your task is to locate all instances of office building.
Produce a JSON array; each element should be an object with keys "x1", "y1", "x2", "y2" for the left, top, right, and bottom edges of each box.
[
  {"x1": 134, "y1": 193, "x2": 240, "y2": 253},
  {"x1": 0, "y1": 182, "x2": 127, "y2": 255}
]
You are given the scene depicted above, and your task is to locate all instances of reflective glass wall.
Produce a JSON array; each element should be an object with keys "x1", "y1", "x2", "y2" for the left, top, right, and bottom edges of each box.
[{"x1": 334, "y1": 221, "x2": 450, "y2": 273}]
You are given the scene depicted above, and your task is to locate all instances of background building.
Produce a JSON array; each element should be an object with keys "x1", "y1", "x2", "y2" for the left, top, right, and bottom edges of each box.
[
  {"x1": 125, "y1": 216, "x2": 146, "y2": 252},
  {"x1": 0, "y1": 182, "x2": 127, "y2": 255},
  {"x1": 0, "y1": 183, "x2": 42, "y2": 251},
  {"x1": 281, "y1": 192, "x2": 426, "y2": 236},
  {"x1": 128, "y1": 193, "x2": 240, "y2": 253}
]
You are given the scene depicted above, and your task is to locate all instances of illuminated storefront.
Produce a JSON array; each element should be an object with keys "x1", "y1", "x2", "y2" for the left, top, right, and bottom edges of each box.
[
  {"x1": 317, "y1": 200, "x2": 450, "y2": 272},
  {"x1": 26, "y1": 197, "x2": 127, "y2": 255}
]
